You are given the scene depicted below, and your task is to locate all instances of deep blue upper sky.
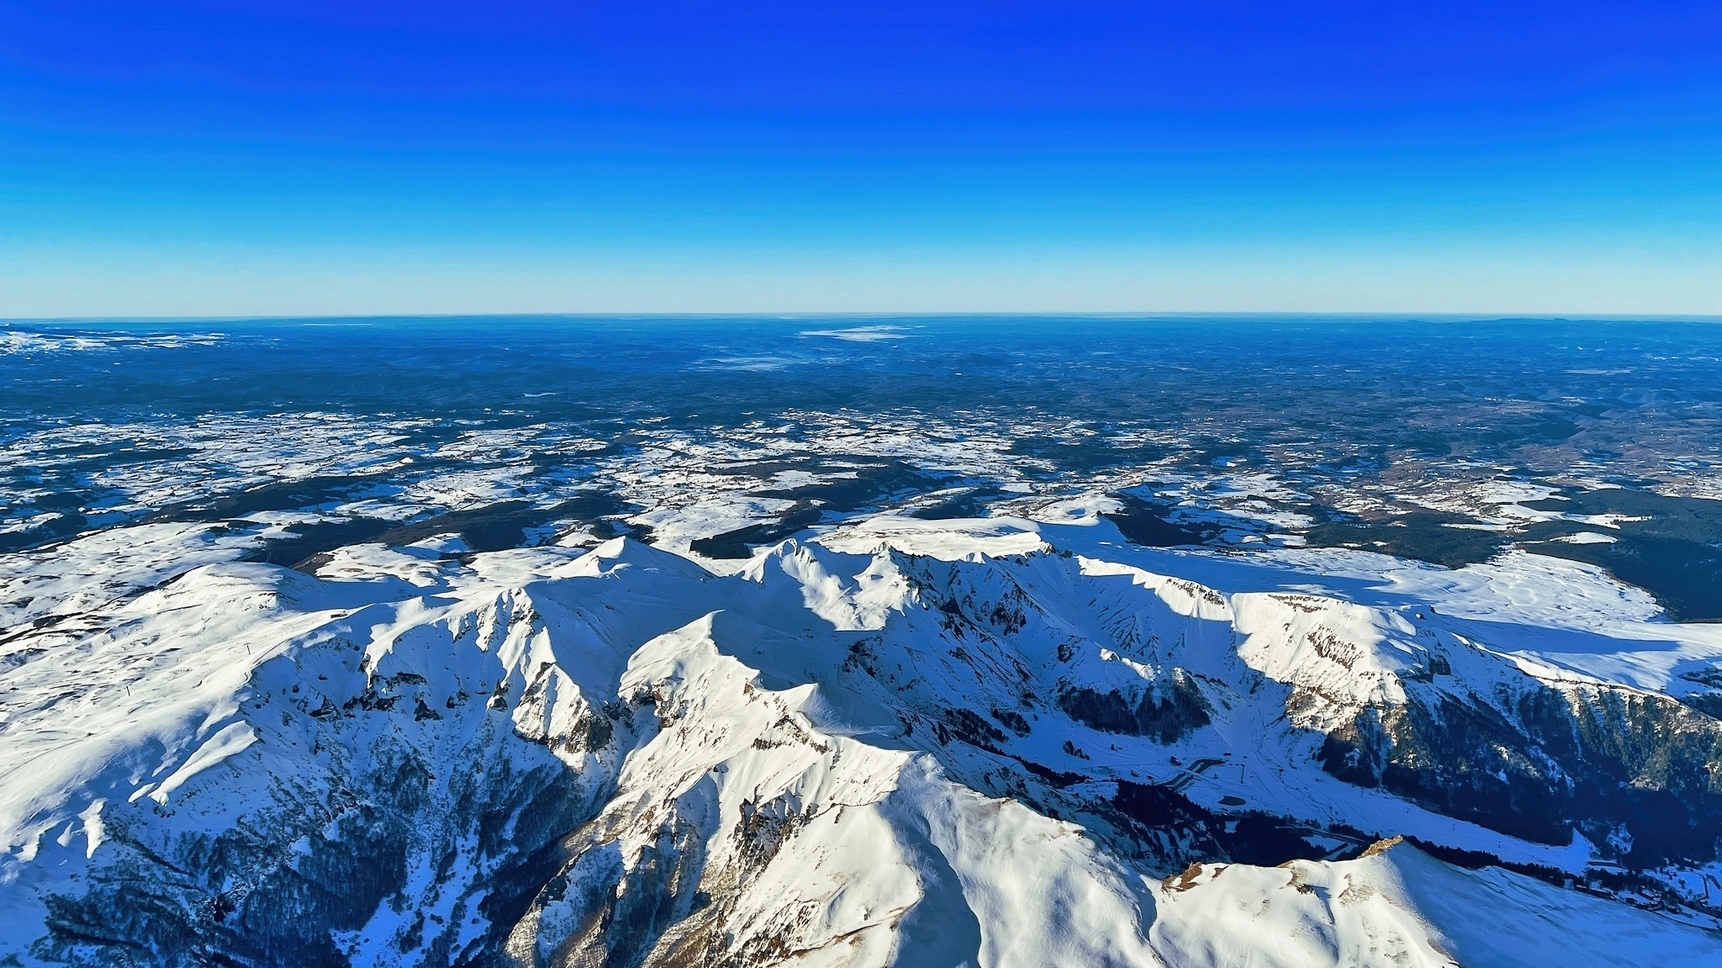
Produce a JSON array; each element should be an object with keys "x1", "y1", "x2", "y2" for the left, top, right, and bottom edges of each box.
[{"x1": 3, "y1": 1, "x2": 1720, "y2": 315}]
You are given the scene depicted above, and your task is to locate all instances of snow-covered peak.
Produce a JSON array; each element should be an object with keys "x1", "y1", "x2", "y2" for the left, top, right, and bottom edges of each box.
[{"x1": 4, "y1": 514, "x2": 1721, "y2": 964}]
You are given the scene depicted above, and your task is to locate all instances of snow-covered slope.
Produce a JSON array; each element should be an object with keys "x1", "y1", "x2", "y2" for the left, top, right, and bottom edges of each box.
[
  {"x1": 2, "y1": 515, "x2": 1719, "y2": 966},
  {"x1": 1153, "y1": 838, "x2": 1720, "y2": 968}
]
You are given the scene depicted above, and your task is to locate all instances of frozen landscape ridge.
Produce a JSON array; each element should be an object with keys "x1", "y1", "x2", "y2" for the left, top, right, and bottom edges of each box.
[{"x1": 3, "y1": 316, "x2": 1722, "y2": 966}]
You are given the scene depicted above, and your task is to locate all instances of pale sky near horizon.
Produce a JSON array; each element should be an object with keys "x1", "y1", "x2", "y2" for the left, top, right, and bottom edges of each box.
[{"x1": 4, "y1": 2, "x2": 1720, "y2": 317}]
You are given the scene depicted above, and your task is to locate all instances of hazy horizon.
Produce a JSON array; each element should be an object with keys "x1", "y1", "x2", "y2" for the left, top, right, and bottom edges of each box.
[{"x1": 10, "y1": 312, "x2": 1722, "y2": 325}]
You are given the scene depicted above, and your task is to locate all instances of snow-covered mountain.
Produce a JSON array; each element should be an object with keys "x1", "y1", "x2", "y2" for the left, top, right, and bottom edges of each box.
[{"x1": 3, "y1": 510, "x2": 1720, "y2": 966}]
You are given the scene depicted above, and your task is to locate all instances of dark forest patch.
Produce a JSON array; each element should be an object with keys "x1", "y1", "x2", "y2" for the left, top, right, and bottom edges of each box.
[
  {"x1": 1301, "y1": 510, "x2": 1517, "y2": 569},
  {"x1": 689, "y1": 504, "x2": 825, "y2": 559},
  {"x1": 1104, "y1": 496, "x2": 1212, "y2": 547}
]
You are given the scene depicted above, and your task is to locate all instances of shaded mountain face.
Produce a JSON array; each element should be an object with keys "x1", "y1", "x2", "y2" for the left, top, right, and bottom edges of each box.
[{"x1": 3, "y1": 515, "x2": 1720, "y2": 966}]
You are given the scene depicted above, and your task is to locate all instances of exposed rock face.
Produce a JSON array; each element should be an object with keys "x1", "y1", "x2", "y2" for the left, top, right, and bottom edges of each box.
[
  {"x1": 1307, "y1": 642, "x2": 1722, "y2": 860},
  {"x1": 3, "y1": 522, "x2": 1721, "y2": 965},
  {"x1": 1056, "y1": 678, "x2": 1211, "y2": 744}
]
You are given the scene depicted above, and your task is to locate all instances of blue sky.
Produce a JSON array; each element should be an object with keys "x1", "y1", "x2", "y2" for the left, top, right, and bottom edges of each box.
[{"x1": 3, "y1": 1, "x2": 1720, "y2": 315}]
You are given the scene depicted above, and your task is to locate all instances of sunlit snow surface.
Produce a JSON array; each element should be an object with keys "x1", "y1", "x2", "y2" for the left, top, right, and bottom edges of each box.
[{"x1": 4, "y1": 316, "x2": 1722, "y2": 965}]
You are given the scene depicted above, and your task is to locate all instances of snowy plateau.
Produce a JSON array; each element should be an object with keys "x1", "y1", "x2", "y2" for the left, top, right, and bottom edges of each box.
[{"x1": 5, "y1": 316, "x2": 1722, "y2": 966}]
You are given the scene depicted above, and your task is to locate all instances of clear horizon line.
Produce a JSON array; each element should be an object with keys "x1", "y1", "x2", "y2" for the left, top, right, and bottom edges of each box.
[{"x1": 8, "y1": 311, "x2": 1722, "y2": 324}]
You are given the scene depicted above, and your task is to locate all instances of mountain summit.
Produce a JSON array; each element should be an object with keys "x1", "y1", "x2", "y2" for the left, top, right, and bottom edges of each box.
[{"x1": 4, "y1": 513, "x2": 1719, "y2": 966}]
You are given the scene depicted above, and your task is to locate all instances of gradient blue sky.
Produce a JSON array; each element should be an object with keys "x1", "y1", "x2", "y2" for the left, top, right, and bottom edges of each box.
[{"x1": 3, "y1": 1, "x2": 1721, "y2": 315}]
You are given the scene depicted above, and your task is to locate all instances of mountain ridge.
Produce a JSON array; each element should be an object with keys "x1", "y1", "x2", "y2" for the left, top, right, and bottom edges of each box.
[{"x1": 2, "y1": 515, "x2": 1720, "y2": 965}]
